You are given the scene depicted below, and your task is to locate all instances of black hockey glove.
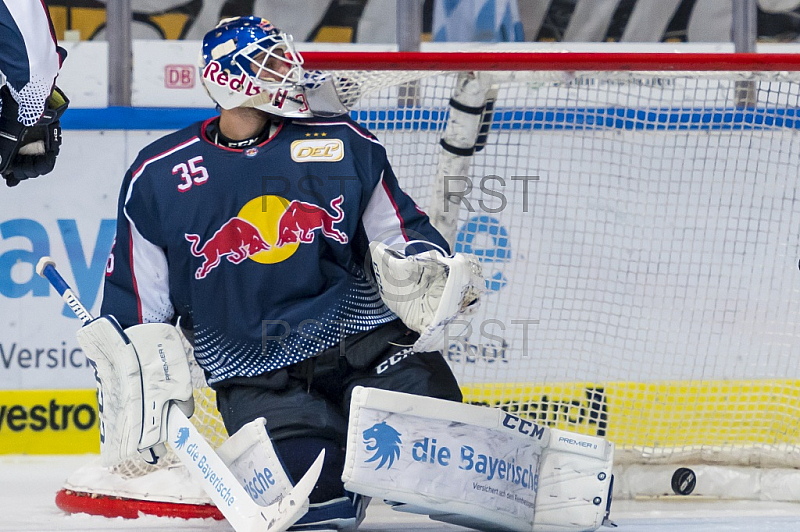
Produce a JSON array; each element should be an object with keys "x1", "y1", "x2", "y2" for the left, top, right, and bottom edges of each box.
[{"x1": 0, "y1": 84, "x2": 70, "y2": 187}]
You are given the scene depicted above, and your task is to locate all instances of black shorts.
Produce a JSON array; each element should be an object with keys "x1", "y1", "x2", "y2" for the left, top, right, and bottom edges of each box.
[{"x1": 214, "y1": 319, "x2": 463, "y2": 443}]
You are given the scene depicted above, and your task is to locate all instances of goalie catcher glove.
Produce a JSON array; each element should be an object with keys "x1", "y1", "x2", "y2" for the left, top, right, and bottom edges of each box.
[
  {"x1": 369, "y1": 241, "x2": 483, "y2": 353},
  {"x1": 0, "y1": 84, "x2": 69, "y2": 187}
]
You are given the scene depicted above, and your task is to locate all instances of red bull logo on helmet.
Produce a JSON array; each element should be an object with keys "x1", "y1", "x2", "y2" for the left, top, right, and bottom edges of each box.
[
  {"x1": 202, "y1": 61, "x2": 262, "y2": 97},
  {"x1": 185, "y1": 195, "x2": 347, "y2": 278},
  {"x1": 256, "y1": 19, "x2": 275, "y2": 32},
  {"x1": 201, "y1": 61, "x2": 294, "y2": 111}
]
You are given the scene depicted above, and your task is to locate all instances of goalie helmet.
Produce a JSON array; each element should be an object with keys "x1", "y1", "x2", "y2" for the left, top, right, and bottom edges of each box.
[{"x1": 200, "y1": 16, "x2": 346, "y2": 118}]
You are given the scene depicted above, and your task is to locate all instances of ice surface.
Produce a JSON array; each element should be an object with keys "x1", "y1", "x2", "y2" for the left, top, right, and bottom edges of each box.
[{"x1": 3, "y1": 455, "x2": 800, "y2": 531}]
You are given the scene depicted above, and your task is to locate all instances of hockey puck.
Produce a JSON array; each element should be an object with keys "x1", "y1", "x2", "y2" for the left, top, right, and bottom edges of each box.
[{"x1": 671, "y1": 467, "x2": 696, "y2": 495}]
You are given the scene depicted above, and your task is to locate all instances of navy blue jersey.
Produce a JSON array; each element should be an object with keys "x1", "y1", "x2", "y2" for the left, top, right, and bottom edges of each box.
[
  {"x1": 0, "y1": 0, "x2": 61, "y2": 126},
  {"x1": 102, "y1": 115, "x2": 449, "y2": 385}
]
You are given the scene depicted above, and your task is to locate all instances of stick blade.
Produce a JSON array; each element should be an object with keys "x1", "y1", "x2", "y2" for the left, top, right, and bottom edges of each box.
[{"x1": 260, "y1": 449, "x2": 325, "y2": 532}]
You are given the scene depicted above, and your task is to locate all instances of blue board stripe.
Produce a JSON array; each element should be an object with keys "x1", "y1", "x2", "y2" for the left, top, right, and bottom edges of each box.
[{"x1": 59, "y1": 107, "x2": 800, "y2": 131}]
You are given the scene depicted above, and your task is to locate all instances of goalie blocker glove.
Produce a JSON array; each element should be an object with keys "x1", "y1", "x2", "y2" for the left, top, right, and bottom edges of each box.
[
  {"x1": 75, "y1": 316, "x2": 194, "y2": 466},
  {"x1": 0, "y1": 84, "x2": 69, "y2": 187}
]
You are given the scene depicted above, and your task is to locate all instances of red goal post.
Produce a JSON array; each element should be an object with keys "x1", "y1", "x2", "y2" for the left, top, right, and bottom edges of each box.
[
  {"x1": 56, "y1": 50, "x2": 800, "y2": 519},
  {"x1": 302, "y1": 50, "x2": 800, "y2": 71}
]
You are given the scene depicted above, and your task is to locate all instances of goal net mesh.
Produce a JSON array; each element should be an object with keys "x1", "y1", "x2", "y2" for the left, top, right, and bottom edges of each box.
[
  {"x1": 341, "y1": 65, "x2": 800, "y2": 468},
  {"x1": 58, "y1": 55, "x2": 800, "y2": 514}
]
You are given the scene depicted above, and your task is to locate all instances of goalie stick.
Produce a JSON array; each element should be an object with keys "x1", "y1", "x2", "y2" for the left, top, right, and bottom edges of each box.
[{"x1": 36, "y1": 256, "x2": 322, "y2": 532}]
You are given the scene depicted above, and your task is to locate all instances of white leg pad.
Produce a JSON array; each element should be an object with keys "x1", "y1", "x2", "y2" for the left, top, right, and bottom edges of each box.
[
  {"x1": 532, "y1": 428, "x2": 614, "y2": 531},
  {"x1": 342, "y1": 386, "x2": 614, "y2": 532},
  {"x1": 215, "y1": 417, "x2": 295, "y2": 507}
]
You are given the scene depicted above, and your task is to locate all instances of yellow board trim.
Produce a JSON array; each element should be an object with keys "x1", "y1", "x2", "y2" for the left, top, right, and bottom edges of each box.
[
  {"x1": 461, "y1": 379, "x2": 800, "y2": 448},
  {"x1": 3, "y1": 380, "x2": 800, "y2": 454},
  {"x1": 47, "y1": 6, "x2": 188, "y2": 41},
  {"x1": 313, "y1": 26, "x2": 355, "y2": 43},
  {"x1": 148, "y1": 13, "x2": 190, "y2": 40},
  {"x1": 0, "y1": 390, "x2": 99, "y2": 454}
]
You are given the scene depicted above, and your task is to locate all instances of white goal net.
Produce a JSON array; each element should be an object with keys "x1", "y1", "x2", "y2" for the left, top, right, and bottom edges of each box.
[{"x1": 57, "y1": 51, "x2": 800, "y2": 517}]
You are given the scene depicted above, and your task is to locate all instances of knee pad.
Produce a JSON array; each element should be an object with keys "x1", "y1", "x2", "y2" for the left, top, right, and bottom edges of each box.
[{"x1": 275, "y1": 437, "x2": 346, "y2": 503}]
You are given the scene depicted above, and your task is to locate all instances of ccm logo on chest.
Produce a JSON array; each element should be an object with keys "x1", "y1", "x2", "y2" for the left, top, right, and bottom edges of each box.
[{"x1": 291, "y1": 139, "x2": 344, "y2": 162}]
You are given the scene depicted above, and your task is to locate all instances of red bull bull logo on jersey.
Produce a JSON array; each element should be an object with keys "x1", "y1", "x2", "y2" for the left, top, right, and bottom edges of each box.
[
  {"x1": 185, "y1": 218, "x2": 271, "y2": 279},
  {"x1": 185, "y1": 195, "x2": 348, "y2": 278},
  {"x1": 276, "y1": 196, "x2": 348, "y2": 247}
]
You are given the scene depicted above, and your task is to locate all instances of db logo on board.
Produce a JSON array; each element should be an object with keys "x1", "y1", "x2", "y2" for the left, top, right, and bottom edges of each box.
[{"x1": 165, "y1": 65, "x2": 195, "y2": 89}]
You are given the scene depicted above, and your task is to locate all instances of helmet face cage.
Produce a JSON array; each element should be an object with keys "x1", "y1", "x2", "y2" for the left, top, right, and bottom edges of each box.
[
  {"x1": 232, "y1": 33, "x2": 305, "y2": 91},
  {"x1": 200, "y1": 17, "x2": 311, "y2": 117}
]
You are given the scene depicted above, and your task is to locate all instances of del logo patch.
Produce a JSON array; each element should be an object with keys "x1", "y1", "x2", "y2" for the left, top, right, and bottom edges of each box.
[{"x1": 291, "y1": 139, "x2": 344, "y2": 162}]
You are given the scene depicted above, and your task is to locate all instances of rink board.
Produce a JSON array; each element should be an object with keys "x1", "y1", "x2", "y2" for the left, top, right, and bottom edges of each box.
[
  {"x1": 1, "y1": 379, "x2": 798, "y2": 454},
  {"x1": 1, "y1": 109, "x2": 799, "y2": 453}
]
